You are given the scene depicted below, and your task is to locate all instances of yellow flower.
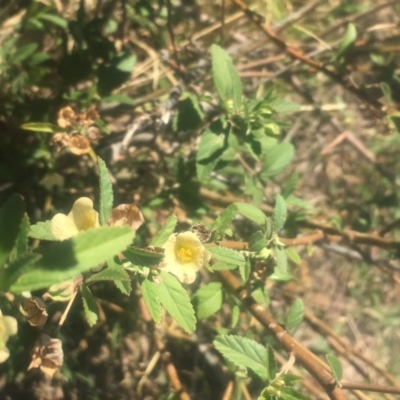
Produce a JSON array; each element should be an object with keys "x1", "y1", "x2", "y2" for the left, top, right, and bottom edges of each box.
[
  {"x1": 51, "y1": 197, "x2": 100, "y2": 240},
  {"x1": 161, "y1": 231, "x2": 211, "y2": 284},
  {"x1": 0, "y1": 310, "x2": 18, "y2": 363}
]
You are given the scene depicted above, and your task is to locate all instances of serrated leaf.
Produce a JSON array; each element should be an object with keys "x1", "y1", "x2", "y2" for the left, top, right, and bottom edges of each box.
[
  {"x1": 157, "y1": 271, "x2": 196, "y2": 333},
  {"x1": 235, "y1": 203, "x2": 266, "y2": 226},
  {"x1": 85, "y1": 258, "x2": 130, "y2": 283},
  {"x1": 326, "y1": 354, "x2": 343, "y2": 383},
  {"x1": 208, "y1": 246, "x2": 245, "y2": 267},
  {"x1": 273, "y1": 195, "x2": 287, "y2": 231},
  {"x1": 285, "y1": 299, "x2": 304, "y2": 334},
  {"x1": 239, "y1": 258, "x2": 251, "y2": 282},
  {"x1": 124, "y1": 246, "x2": 164, "y2": 266},
  {"x1": 193, "y1": 282, "x2": 223, "y2": 320},
  {"x1": 114, "y1": 279, "x2": 132, "y2": 295},
  {"x1": 266, "y1": 345, "x2": 276, "y2": 380},
  {"x1": 214, "y1": 335, "x2": 269, "y2": 380},
  {"x1": 251, "y1": 285, "x2": 270, "y2": 306},
  {"x1": 270, "y1": 247, "x2": 292, "y2": 282},
  {"x1": 11, "y1": 226, "x2": 135, "y2": 292},
  {"x1": 211, "y1": 261, "x2": 238, "y2": 270},
  {"x1": 0, "y1": 195, "x2": 25, "y2": 267},
  {"x1": 261, "y1": 143, "x2": 294, "y2": 179},
  {"x1": 211, "y1": 44, "x2": 243, "y2": 112},
  {"x1": 213, "y1": 204, "x2": 238, "y2": 232},
  {"x1": 150, "y1": 214, "x2": 178, "y2": 247},
  {"x1": 20, "y1": 122, "x2": 57, "y2": 133},
  {"x1": 98, "y1": 157, "x2": 113, "y2": 225},
  {"x1": 81, "y1": 284, "x2": 99, "y2": 327},
  {"x1": 231, "y1": 305, "x2": 240, "y2": 328},
  {"x1": 285, "y1": 247, "x2": 301, "y2": 264},
  {"x1": 141, "y1": 279, "x2": 162, "y2": 323},
  {"x1": 0, "y1": 252, "x2": 40, "y2": 291},
  {"x1": 29, "y1": 220, "x2": 57, "y2": 241},
  {"x1": 249, "y1": 231, "x2": 267, "y2": 252}
]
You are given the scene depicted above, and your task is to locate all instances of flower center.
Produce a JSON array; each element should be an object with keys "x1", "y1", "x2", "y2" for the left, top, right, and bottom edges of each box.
[{"x1": 176, "y1": 247, "x2": 193, "y2": 263}]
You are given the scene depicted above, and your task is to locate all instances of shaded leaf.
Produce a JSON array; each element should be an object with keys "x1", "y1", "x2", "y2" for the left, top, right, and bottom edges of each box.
[
  {"x1": 81, "y1": 285, "x2": 99, "y2": 327},
  {"x1": 150, "y1": 214, "x2": 178, "y2": 247},
  {"x1": 11, "y1": 226, "x2": 135, "y2": 292}
]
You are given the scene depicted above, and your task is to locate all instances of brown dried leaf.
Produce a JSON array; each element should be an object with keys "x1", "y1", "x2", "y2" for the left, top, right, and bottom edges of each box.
[
  {"x1": 21, "y1": 297, "x2": 48, "y2": 328},
  {"x1": 68, "y1": 133, "x2": 91, "y2": 155},
  {"x1": 108, "y1": 204, "x2": 145, "y2": 231},
  {"x1": 57, "y1": 106, "x2": 75, "y2": 128},
  {"x1": 51, "y1": 133, "x2": 69, "y2": 153},
  {"x1": 28, "y1": 334, "x2": 63, "y2": 379}
]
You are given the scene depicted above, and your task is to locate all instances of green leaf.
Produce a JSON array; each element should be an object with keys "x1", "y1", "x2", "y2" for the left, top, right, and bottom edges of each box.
[
  {"x1": 29, "y1": 221, "x2": 56, "y2": 240},
  {"x1": 0, "y1": 252, "x2": 40, "y2": 291},
  {"x1": 280, "y1": 388, "x2": 312, "y2": 400},
  {"x1": 13, "y1": 214, "x2": 30, "y2": 258},
  {"x1": 0, "y1": 195, "x2": 25, "y2": 267},
  {"x1": 251, "y1": 285, "x2": 270, "y2": 306},
  {"x1": 208, "y1": 246, "x2": 245, "y2": 267},
  {"x1": 98, "y1": 157, "x2": 114, "y2": 225},
  {"x1": 85, "y1": 259, "x2": 130, "y2": 283},
  {"x1": 214, "y1": 335, "x2": 269, "y2": 380},
  {"x1": 270, "y1": 247, "x2": 292, "y2": 282},
  {"x1": 285, "y1": 247, "x2": 301, "y2": 264},
  {"x1": 14, "y1": 43, "x2": 38, "y2": 62},
  {"x1": 273, "y1": 195, "x2": 287, "y2": 231},
  {"x1": 269, "y1": 98, "x2": 300, "y2": 113},
  {"x1": 141, "y1": 279, "x2": 162, "y2": 323},
  {"x1": 193, "y1": 282, "x2": 223, "y2": 320},
  {"x1": 285, "y1": 299, "x2": 304, "y2": 334},
  {"x1": 102, "y1": 94, "x2": 136, "y2": 106},
  {"x1": 235, "y1": 203, "x2": 266, "y2": 226},
  {"x1": 20, "y1": 122, "x2": 57, "y2": 133},
  {"x1": 116, "y1": 53, "x2": 137, "y2": 72},
  {"x1": 211, "y1": 44, "x2": 243, "y2": 112},
  {"x1": 157, "y1": 271, "x2": 196, "y2": 333},
  {"x1": 335, "y1": 23, "x2": 357, "y2": 60},
  {"x1": 326, "y1": 354, "x2": 343, "y2": 383},
  {"x1": 261, "y1": 143, "x2": 294, "y2": 179},
  {"x1": 213, "y1": 204, "x2": 238, "y2": 232},
  {"x1": 211, "y1": 261, "x2": 238, "y2": 271},
  {"x1": 38, "y1": 13, "x2": 68, "y2": 28},
  {"x1": 249, "y1": 231, "x2": 267, "y2": 252},
  {"x1": 231, "y1": 305, "x2": 240, "y2": 328},
  {"x1": 150, "y1": 214, "x2": 178, "y2": 247},
  {"x1": 124, "y1": 247, "x2": 164, "y2": 266},
  {"x1": 267, "y1": 345, "x2": 277, "y2": 380},
  {"x1": 239, "y1": 258, "x2": 251, "y2": 282},
  {"x1": 114, "y1": 279, "x2": 132, "y2": 295},
  {"x1": 11, "y1": 226, "x2": 135, "y2": 292},
  {"x1": 81, "y1": 285, "x2": 99, "y2": 327}
]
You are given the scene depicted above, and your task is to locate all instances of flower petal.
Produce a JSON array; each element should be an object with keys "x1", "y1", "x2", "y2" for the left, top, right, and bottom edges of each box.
[
  {"x1": 51, "y1": 213, "x2": 79, "y2": 240},
  {"x1": 69, "y1": 197, "x2": 99, "y2": 231}
]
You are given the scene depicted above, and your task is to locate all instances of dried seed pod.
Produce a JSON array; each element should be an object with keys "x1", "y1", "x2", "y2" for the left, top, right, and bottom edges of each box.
[
  {"x1": 108, "y1": 204, "x2": 145, "y2": 231},
  {"x1": 28, "y1": 334, "x2": 63, "y2": 379},
  {"x1": 190, "y1": 223, "x2": 211, "y2": 243},
  {"x1": 68, "y1": 133, "x2": 91, "y2": 155},
  {"x1": 21, "y1": 297, "x2": 48, "y2": 328},
  {"x1": 57, "y1": 106, "x2": 75, "y2": 128}
]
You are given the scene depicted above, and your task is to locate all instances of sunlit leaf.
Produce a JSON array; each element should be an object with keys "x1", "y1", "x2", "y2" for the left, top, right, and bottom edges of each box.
[
  {"x1": 29, "y1": 221, "x2": 56, "y2": 241},
  {"x1": 98, "y1": 157, "x2": 114, "y2": 225},
  {"x1": 157, "y1": 271, "x2": 196, "y2": 333},
  {"x1": 214, "y1": 335, "x2": 269, "y2": 380},
  {"x1": 208, "y1": 246, "x2": 245, "y2": 267},
  {"x1": 273, "y1": 195, "x2": 287, "y2": 231},
  {"x1": 150, "y1": 214, "x2": 178, "y2": 247},
  {"x1": 326, "y1": 354, "x2": 343, "y2": 383},
  {"x1": 193, "y1": 282, "x2": 223, "y2": 320},
  {"x1": 81, "y1": 285, "x2": 99, "y2": 327},
  {"x1": 141, "y1": 279, "x2": 162, "y2": 323},
  {"x1": 285, "y1": 299, "x2": 304, "y2": 334}
]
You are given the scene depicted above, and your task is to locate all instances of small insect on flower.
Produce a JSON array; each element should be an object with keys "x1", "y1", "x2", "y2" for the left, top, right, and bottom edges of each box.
[
  {"x1": 51, "y1": 197, "x2": 100, "y2": 240},
  {"x1": 161, "y1": 231, "x2": 211, "y2": 284}
]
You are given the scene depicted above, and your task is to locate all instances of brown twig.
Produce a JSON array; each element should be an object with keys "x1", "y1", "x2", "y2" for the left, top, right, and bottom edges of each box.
[
  {"x1": 217, "y1": 269, "x2": 346, "y2": 400},
  {"x1": 231, "y1": 0, "x2": 384, "y2": 116}
]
